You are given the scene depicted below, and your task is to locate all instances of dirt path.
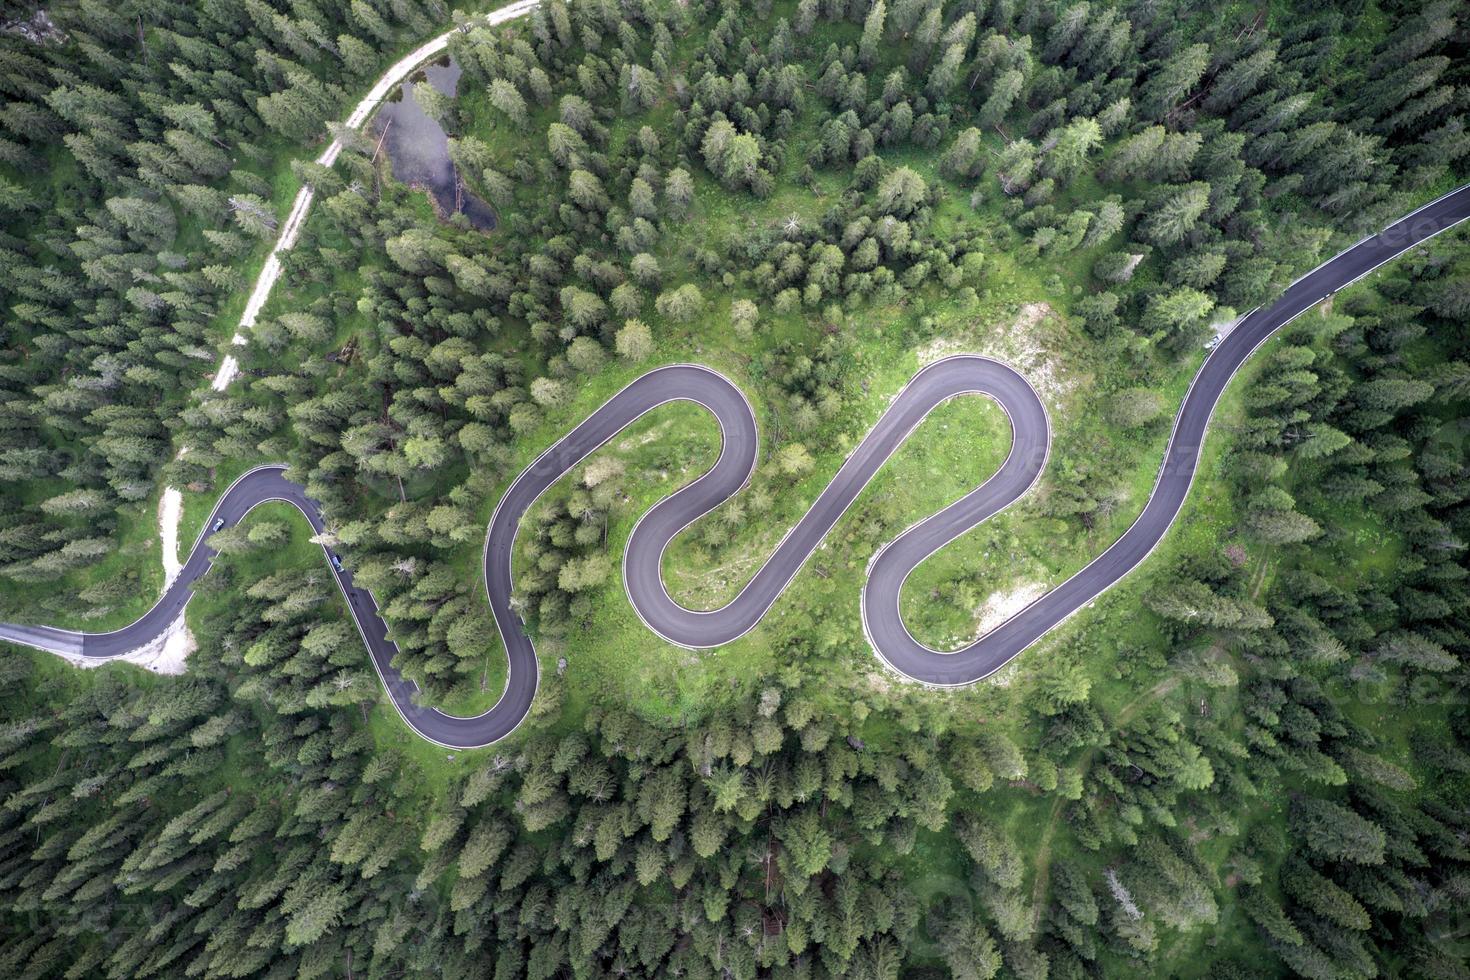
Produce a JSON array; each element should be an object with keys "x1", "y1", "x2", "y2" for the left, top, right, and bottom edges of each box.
[
  {"x1": 99, "y1": 3, "x2": 547, "y2": 668},
  {"x1": 210, "y1": 0, "x2": 541, "y2": 391}
]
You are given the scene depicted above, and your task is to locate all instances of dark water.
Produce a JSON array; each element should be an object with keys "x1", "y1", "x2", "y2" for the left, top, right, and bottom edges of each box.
[{"x1": 375, "y1": 59, "x2": 497, "y2": 232}]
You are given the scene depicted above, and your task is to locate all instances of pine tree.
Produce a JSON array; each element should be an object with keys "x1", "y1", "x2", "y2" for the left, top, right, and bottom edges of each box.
[
  {"x1": 1290, "y1": 797, "x2": 1386, "y2": 865},
  {"x1": 1282, "y1": 858, "x2": 1372, "y2": 931},
  {"x1": 1140, "y1": 43, "x2": 1210, "y2": 119},
  {"x1": 941, "y1": 127, "x2": 986, "y2": 180},
  {"x1": 977, "y1": 69, "x2": 1025, "y2": 128},
  {"x1": 1042, "y1": 116, "x2": 1102, "y2": 183},
  {"x1": 656, "y1": 284, "x2": 706, "y2": 323},
  {"x1": 926, "y1": 43, "x2": 967, "y2": 98},
  {"x1": 665, "y1": 167, "x2": 694, "y2": 216},
  {"x1": 875, "y1": 166, "x2": 928, "y2": 217},
  {"x1": 859, "y1": 0, "x2": 886, "y2": 68},
  {"x1": 489, "y1": 78, "x2": 530, "y2": 129},
  {"x1": 616, "y1": 319, "x2": 654, "y2": 361}
]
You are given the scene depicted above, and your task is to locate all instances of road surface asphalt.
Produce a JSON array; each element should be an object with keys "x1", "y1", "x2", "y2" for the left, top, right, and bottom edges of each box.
[{"x1": 3, "y1": 184, "x2": 1468, "y2": 748}]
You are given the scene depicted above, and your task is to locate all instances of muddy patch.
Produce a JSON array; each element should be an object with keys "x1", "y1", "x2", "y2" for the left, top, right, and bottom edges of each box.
[{"x1": 375, "y1": 58, "x2": 496, "y2": 231}]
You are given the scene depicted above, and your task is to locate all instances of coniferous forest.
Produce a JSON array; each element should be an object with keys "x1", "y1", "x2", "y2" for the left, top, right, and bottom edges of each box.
[{"x1": 2, "y1": 0, "x2": 1470, "y2": 976}]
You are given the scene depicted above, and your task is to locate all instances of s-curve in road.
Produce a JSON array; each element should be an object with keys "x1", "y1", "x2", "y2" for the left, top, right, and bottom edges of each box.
[
  {"x1": 4, "y1": 185, "x2": 1469, "y2": 747},
  {"x1": 0, "y1": 466, "x2": 524, "y2": 749},
  {"x1": 865, "y1": 182, "x2": 1470, "y2": 685}
]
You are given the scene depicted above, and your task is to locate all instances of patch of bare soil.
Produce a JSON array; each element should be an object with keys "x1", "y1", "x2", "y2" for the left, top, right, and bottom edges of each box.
[
  {"x1": 974, "y1": 581, "x2": 1047, "y2": 637},
  {"x1": 917, "y1": 302, "x2": 1083, "y2": 416}
]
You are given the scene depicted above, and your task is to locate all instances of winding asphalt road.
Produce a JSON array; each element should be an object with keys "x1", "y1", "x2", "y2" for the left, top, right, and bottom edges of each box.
[{"x1": 4, "y1": 185, "x2": 1469, "y2": 747}]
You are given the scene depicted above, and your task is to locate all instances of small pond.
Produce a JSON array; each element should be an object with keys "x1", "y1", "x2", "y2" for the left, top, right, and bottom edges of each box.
[{"x1": 374, "y1": 58, "x2": 496, "y2": 232}]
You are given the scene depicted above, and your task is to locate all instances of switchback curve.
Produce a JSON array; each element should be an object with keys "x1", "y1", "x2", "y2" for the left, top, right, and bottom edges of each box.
[{"x1": 3, "y1": 185, "x2": 1468, "y2": 747}]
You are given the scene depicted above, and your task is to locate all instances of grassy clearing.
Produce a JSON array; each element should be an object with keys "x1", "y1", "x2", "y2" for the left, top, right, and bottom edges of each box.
[
  {"x1": 669, "y1": 393, "x2": 1010, "y2": 614},
  {"x1": 508, "y1": 400, "x2": 728, "y2": 724},
  {"x1": 491, "y1": 293, "x2": 1219, "y2": 729},
  {"x1": 517, "y1": 382, "x2": 1019, "y2": 727},
  {"x1": 395, "y1": 12, "x2": 1263, "y2": 756}
]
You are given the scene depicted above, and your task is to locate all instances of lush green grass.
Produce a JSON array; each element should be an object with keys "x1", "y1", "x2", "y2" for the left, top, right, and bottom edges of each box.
[
  {"x1": 505, "y1": 400, "x2": 734, "y2": 724},
  {"x1": 506, "y1": 379, "x2": 1016, "y2": 727},
  {"x1": 1, "y1": 641, "x2": 168, "y2": 713},
  {"x1": 412, "y1": 0, "x2": 1375, "y2": 761},
  {"x1": 401, "y1": 0, "x2": 1269, "y2": 754},
  {"x1": 481, "y1": 281, "x2": 1219, "y2": 736}
]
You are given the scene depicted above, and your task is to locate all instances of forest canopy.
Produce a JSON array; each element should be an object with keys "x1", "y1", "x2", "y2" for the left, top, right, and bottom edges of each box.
[{"x1": 1, "y1": 0, "x2": 1469, "y2": 978}]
